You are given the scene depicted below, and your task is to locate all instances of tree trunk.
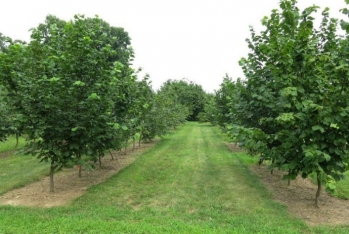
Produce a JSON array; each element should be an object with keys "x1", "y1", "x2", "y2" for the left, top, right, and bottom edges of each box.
[
  {"x1": 133, "y1": 137, "x2": 136, "y2": 150},
  {"x1": 287, "y1": 170, "x2": 291, "y2": 186},
  {"x1": 99, "y1": 153, "x2": 102, "y2": 169},
  {"x1": 78, "y1": 165, "x2": 82, "y2": 178},
  {"x1": 49, "y1": 162, "x2": 57, "y2": 193},
  {"x1": 315, "y1": 174, "x2": 321, "y2": 208},
  {"x1": 15, "y1": 134, "x2": 19, "y2": 148},
  {"x1": 77, "y1": 154, "x2": 82, "y2": 177},
  {"x1": 124, "y1": 140, "x2": 128, "y2": 155},
  {"x1": 109, "y1": 149, "x2": 114, "y2": 160},
  {"x1": 270, "y1": 158, "x2": 275, "y2": 174},
  {"x1": 139, "y1": 134, "x2": 142, "y2": 147},
  {"x1": 258, "y1": 157, "x2": 263, "y2": 165}
]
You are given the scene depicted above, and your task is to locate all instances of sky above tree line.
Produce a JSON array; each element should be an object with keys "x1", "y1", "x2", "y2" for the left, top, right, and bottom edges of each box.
[{"x1": 0, "y1": 0, "x2": 347, "y2": 92}]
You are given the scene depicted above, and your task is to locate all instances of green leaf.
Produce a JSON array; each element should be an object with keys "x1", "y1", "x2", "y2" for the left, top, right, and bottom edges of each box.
[
  {"x1": 323, "y1": 153, "x2": 331, "y2": 162},
  {"x1": 335, "y1": 149, "x2": 342, "y2": 155},
  {"x1": 327, "y1": 183, "x2": 336, "y2": 190},
  {"x1": 88, "y1": 93, "x2": 100, "y2": 100},
  {"x1": 288, "y1": 161, "x2": 296, "y2": 169},
  {"x1": 73, "y1": 81, "x2": 85, "y2": 86},
  {"x1": 49, "y1": 60, "x2": 55, "y2": 68},
  {"x1": 49, "y1": 77, "x2": 60, "y2": 83},
  {"x1": 312, "y1": 125, "x2": 325, "y2": 133},
  {"x1": 113, "y1": 123, "x2": 120, "y2": 129},
  {"x1": 330, "y1": 123, "x2": 339, "y2": 129}
]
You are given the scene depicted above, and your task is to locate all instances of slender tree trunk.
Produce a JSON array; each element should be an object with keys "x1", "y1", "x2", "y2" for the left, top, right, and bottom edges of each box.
[
  {"x1": 124, "y1": 140, "x2": 128, "y2": 155},
  {"x1": 258, "y1": 157, "x2": 263, "y2": 165},
  {"x1": 315, "y1": 173, "x2": 322, "y2": 208},
  {"x1": 270, "y1": 158, "x2": 275, "y2": 174},
  {"x1": 78, "y1": 165, "x2": 82, "y2": 178},
  {"x1": 49, "y1": 162, "x2": 57, "y2": 193},
  {"x1": 133, "y1": 137, "x2": 136, "y2": 150},
  {"x1": 139, "y1": 133, "x2": 142, "y2": 147},
  {"x1": 15, "y1": 134, "x2": 19, "y2": 148},
  {"x1": 109, "y1": 149, "x2": 114, "y2": 160},
  {"x1": 77, "y1": 154, "x2": 82, "y2": 178},
  {"x1": 98, "y1": 153, "x2": 102, "y2": 169},
  {"x1": 287, "y1": 170, "x2": 291, "y2": 186}
]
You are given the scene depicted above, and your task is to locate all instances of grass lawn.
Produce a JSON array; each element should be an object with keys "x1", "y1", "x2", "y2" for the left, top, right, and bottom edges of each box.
[
  {"x1": 334, "y1": 171, "x2": 349, "y2": 200},
  {"x1": 0, "y1": 154, "x2": 49, "y2": 195},
  {"x1": 0, "y1": 136, "x2": 49, "y2": 195},
  {"x1": 0, "y1": 123, "x2": 349, "y2": 233},
  {"x1": 0, "y1": 135, "x2": 26, "y2": 153}
]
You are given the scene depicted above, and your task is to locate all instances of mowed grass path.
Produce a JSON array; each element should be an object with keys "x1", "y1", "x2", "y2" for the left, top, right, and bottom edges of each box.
[
  {"x1": 0, "y1": 136, "x2": 49, "y2": 195},
  {"x1": 0, "y1": 123, "x2": 348, "y2": 233}
]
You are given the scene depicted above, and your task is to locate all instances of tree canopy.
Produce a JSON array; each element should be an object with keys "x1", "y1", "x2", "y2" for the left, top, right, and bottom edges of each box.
[
  {"x1": 210, "y1": 0, "x2": 349, "y2": 207},
  {"x1": 158, "y1": 79, "x2": 207, "y2": 121}
]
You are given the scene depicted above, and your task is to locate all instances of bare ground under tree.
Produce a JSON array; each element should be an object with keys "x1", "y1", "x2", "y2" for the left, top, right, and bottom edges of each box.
[
  {"x1": 0, "y1": 141, "x2": 157, "y2": 207},
  {"x1": 1, "y1": 141, "x2": 349, "y2": 226},
  {"x1": 227, "y1": 143, "x2": 349, "y2": 226}
]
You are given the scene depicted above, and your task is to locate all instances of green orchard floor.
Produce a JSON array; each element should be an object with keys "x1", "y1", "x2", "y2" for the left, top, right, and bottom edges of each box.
[{"x1": 0, "y1": 122, "x2": 349, "y2": 233}]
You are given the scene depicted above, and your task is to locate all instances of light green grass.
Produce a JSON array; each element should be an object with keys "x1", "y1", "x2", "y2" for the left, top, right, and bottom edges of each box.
[
  {"x1": 0, "y1": 135, "x2": 50, "y2": 195},
  {"x1": 335, "y1": 171, "x2": 349, "y2": 200},
  {"x1": 0, "y1": 153, "x2": 49, "y2": 195},
  {"x1": 0, "y1": 123, "x2": 348, "y2": 233},
  {"x1": 0, "y1": 135, "x2": 26, "y2": 153}
]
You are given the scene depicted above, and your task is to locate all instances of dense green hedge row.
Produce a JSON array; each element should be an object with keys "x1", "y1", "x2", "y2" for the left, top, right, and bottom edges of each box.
[
  {"x1": 0, "y1": 15, "x2": 189, "y2": 191},
  {"x1": 205, "y1": 0, "x2": 349, "y2": 206}
]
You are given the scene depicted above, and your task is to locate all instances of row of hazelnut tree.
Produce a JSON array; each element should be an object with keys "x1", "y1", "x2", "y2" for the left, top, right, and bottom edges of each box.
[
  {"x1": 0, "y1": 15, "x2": 189, "y2": 192},
  {"x1": 204, "y1": 0, "x2": 349, "y2": 207}
]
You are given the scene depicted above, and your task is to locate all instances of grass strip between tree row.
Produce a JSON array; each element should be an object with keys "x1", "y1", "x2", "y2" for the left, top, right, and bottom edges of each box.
[{"x1": 1, "y1": 123, "x2": 349, "y2": 233}]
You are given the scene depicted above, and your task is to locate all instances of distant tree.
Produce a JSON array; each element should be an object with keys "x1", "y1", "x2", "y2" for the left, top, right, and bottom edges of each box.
[
  {"x1": 213, "y1": 75, "x2": 242, "y2": 129},
  {"x1": 202, "y1": 93, "x2": 218, "y2": 124},
  {"x1": 0, "y1": 85, "x2": 12, "y2": 142},
  {"x1": 0, "y1": 33, "x2": 8, "y2": 52},
  {"x1": 159, "y1": 79, "x2": 206, "y2": 121}
]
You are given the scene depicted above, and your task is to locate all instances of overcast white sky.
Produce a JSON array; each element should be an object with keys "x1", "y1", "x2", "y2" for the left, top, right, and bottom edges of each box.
[{"x1": 0, "y1": 0, "x2": 347, "y2": 92}]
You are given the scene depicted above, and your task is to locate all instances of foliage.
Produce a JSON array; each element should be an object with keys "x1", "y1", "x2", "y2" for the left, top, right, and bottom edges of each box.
[
  {"x1": 159, "y1": 79, "x2": 206, "y2": 121},
  {"x1": 0, "y1": 123, "x2": 315, "y2": 233},
  {"x1": 0, "y1": 33, "x2": 10, "y2": 53},
  {"x1": 35, "y1": 15, "x2": 133, "y2": 68},
  {"x1": 0, "y1": 15, "x2": 193, "y2": 192},
  {"x1": 112, "y1": 70, "x2": 150, "y2": 150},
  {"x1": 0, "y1": 86, "x2": 12, "y2": 142},
  {"x1": 0, "y1": 34, "x2": 18, "y2": 142},
  {"x1": 141, "y1": 87, "x2": 189, "y2": 141},
  {"x1": 204, "y1": 75, "x2": 243, "y2": 129},
  {"x1": 200, "y1": 94, "x2": 217, "y2": 124},
  {"x1": 0, "y1": 15, "x2": 127, "y2": 191},
  {"x1": 222, "y1": 0, "x2": 349, "y2": 206}
]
